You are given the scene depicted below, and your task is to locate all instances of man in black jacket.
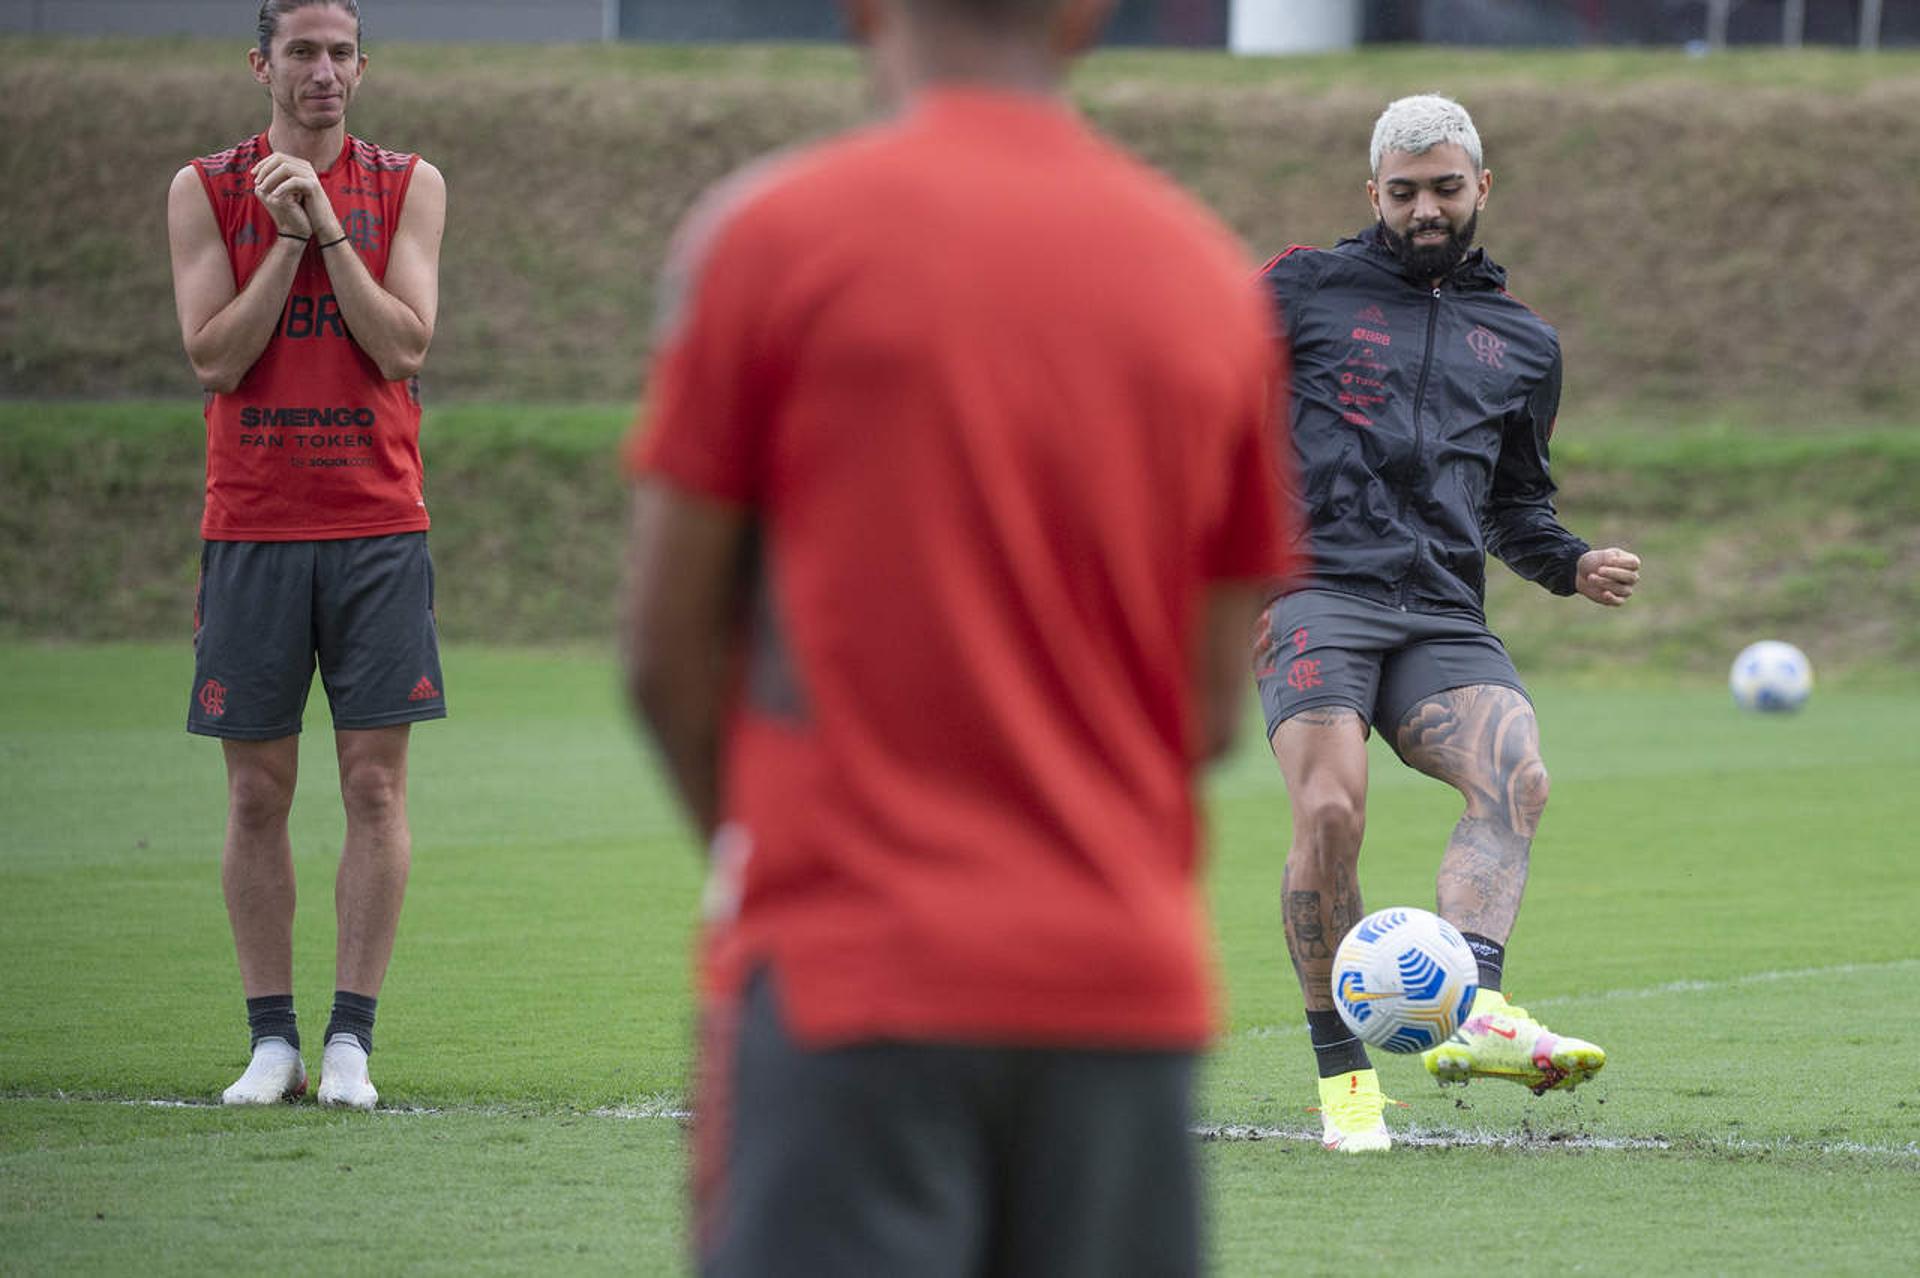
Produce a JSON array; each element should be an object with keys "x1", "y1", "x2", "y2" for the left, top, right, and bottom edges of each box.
[{"x1": 1255, "y1": 94, "x2": 1640, "y2": 1153}]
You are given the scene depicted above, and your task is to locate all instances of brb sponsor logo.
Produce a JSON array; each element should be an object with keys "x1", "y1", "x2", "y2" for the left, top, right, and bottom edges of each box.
[{"x1": 281, "y1": 293, "x2": 351, "y2": 340}]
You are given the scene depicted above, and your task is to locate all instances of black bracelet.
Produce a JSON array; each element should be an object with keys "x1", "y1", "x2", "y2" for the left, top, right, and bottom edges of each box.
[
  {"x1": 276, "y1": 230, "x2": 310, "y2": 241},
  {"x1": 316, "y1": 234, "x2": 349, "y2": 250}
]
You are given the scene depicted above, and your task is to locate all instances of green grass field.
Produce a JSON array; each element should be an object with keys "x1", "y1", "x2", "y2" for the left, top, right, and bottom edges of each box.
[{"x1": 3, "y1": 644, "x2": 1917, "y2": 1273}]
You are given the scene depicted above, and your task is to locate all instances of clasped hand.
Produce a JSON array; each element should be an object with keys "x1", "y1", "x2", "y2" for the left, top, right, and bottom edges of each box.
[{"x1": 251, "y1": 153, "x2": 339, "y2": 242}]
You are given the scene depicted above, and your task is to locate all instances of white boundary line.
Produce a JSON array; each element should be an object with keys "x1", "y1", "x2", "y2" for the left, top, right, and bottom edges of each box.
[
  {"x1": 1197, "y1": 1123, "x2": 1674, "y2": 1151},
  {"x1": 92, "y1": 1098, "x2": 1919, "y2": 1162},
  {"x1": 21, "y1": 958, "x2": 1917, "y2": 1164},
  {"x1": 1193, "y1": 1122, "x2": 1920, "y2": 1161},
  {"x1": 1530, "y1": 957, "x2": 1920, "y2": 1006},
  {"x1": 1231, "y1": 957, "x2": 1920, "y2": 1039}
]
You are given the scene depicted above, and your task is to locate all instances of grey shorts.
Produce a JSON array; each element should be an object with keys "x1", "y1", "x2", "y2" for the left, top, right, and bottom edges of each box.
[
  {"x1": 1254, "y1": 588, "x2": 1526, "y2": 742},
  {"x1": 697, "y1": 970, "x2": 1200, "y2": 1278},
  {"x1": 188, "y1": 533, "x2": 446, "y2": 740}
]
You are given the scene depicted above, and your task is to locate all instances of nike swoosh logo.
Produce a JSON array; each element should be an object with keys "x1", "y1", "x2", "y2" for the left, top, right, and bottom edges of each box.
[
  {"x1": 1342, "y1": 991, "x2": 1401, "y2": 1001},
  {"x1": 1488, "y1": 1024, "x2": 1517, "y2": 1039}
]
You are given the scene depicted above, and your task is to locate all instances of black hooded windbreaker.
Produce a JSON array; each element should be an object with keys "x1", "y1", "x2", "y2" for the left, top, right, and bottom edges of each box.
[{"x1": 1262, "y1": 224, "x2": 1589, "y2": 619}]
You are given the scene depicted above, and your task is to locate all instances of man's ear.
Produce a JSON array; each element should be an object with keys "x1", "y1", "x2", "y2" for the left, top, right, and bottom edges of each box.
[
  {"x1": 1051, "y1": 0, "x2": 1117, "y2": 57},
  {"x1": 840, "y1": 0, "x2": 883, "y2": 44}
]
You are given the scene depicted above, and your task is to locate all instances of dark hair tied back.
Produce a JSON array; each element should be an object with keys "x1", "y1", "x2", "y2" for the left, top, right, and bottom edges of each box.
[{"x1": 257, "y1": 0, "x2": 363, "y2": 58}]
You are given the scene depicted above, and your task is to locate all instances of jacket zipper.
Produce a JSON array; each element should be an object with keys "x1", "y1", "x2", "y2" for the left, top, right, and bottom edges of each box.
[{"x1": 1395, "y1": 285, "x2": 1442, "y2": 609}]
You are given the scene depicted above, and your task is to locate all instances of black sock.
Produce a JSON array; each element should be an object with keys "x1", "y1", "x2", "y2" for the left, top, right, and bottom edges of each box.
[
  {"x1": 324, "y1": 991, "x2": 378, "y2": 1055},
  {"x1": 1306, "y1": 1008, "x2": 1371, "y2": 1078},
  {"x1": 1460, "y1": 931, "x2": 1505, "y2": 993},
  {"x1": 245, "y1": 994, "x2": 299, "y2": 1051}
]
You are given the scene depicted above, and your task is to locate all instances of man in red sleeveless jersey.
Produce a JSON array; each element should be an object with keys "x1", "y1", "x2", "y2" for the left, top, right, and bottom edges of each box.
[
  {"x1": 622, "y1": 0, "x2": 1300, "y2": 1271},
  {"x1": 165, "y1": 0, "x2": 446, "y2": 1111}
]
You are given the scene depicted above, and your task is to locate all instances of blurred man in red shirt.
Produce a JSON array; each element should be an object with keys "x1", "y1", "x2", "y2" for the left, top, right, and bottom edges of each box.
[{"x1": 623, "y1": 0, "x2": 1298, "y2": 1272}]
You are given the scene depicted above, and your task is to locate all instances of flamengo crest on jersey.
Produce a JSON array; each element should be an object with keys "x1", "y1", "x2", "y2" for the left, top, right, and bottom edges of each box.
[{"x1": 193, "y1": 133, "x2": 429, "y2": 542}]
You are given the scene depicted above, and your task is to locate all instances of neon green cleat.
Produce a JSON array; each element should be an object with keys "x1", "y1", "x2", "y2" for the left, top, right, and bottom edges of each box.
[
  {"x1": 1314, "y1": 1068, "x2": 1399, "y2": 1153},
  {"x1": 1422, "y1": 989, "x2": 1606, "y2": 1095}
]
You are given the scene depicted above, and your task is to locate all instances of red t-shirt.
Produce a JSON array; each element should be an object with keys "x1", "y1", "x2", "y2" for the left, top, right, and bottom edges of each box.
[
  {"x1": 193, "y1": 133, "x2": 428, "y2": 541},
  {"x1": 631, "y1": 89, "x2": 1299, "y2": 1050}
]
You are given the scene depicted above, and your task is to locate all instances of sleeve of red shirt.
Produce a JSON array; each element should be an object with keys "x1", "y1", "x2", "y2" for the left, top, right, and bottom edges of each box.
[
  {"x1": 1203, "y1": 310, "x2": 1303, "y2": 588},
  {"x1": 624, "y1": 180, "x2": 780, "y2": 504}
]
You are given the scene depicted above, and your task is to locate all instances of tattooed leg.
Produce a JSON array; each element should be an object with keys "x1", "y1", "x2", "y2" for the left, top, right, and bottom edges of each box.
[
  {"x1": 1393, "y1": 685, "x2": 1550, "y2": 942},
  {"x1": 1270, "y1": 707, "x2": 1370, "y2": 1010}
]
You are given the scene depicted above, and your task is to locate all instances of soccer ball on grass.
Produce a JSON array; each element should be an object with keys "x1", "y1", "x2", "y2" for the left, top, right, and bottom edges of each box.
[
  {"x1": 1729, "y1": 640, "x2": 1812, "y2": 713},
  {"x1": 1332, "y1": 907, "x2": 1478, "y2": 1054}
]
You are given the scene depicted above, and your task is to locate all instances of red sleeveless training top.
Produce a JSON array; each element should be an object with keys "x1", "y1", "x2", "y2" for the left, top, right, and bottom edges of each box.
[{"x1": 192, "y1": 133, "x2": 427, "y2": 541}]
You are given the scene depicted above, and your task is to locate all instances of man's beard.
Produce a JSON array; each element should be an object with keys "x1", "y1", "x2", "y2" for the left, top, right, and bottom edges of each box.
[{"x1": 1380, "y1": 210, "x2": 1479, "y2": 280}]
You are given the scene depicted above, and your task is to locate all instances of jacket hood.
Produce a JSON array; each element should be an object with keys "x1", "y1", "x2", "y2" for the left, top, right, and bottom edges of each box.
[{"x1": 1340, "y1": 222, "x2": 1507, "y2": 290}]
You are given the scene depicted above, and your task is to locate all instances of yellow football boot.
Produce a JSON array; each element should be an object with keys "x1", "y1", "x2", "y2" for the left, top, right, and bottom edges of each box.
[
  {"x1": 1422, "y1": 989, "x2": 1606, "y2": 1095},
  {"x1": 1314, "y1": 1068, "x2": 1398, "y2": 1153}
]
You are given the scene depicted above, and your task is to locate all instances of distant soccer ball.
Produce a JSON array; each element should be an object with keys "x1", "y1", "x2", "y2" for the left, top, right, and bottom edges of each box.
[
  {"x1": 1729, "y1": 640, "x2": 1812, "y2": 713},
  {"x1": 1332, "y1": 908, "x2": 1478, "y2": 1054}
]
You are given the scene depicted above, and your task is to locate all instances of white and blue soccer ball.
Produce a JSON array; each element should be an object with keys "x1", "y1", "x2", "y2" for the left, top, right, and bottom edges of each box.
[
  {"x1": 1332, "y1": 907, "x2": 1478, "y2": 1054},
  {"x1": 1729, "y1": 640, "x2": 1813, "y2": 713}
]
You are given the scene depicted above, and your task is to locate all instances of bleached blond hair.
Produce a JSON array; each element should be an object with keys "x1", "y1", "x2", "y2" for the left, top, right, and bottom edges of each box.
[{"x1": 1369, "y1": 95, "x2": 1483, "y2": 176}]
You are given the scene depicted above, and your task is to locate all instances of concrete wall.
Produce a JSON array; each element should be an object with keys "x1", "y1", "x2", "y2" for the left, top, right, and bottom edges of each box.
[
  {"x1": 3, "y1": 0, "x2": 1908, "y2": 46},
  {"x1": 1230, "y1": 0, "x2": 1358, "y2": 53},
  {"x1": 0, "y1": 0, "x2": 612, "y2": 42},
  {"x1": 618, "y1": 0, "x2": 1226, "y2": 45},
  {"x1": 0, "y1": 0, "x2": 1230, "y2": 46},
  {"x1": 620, "y1": 0, "x2": 838, "y2": 41}
]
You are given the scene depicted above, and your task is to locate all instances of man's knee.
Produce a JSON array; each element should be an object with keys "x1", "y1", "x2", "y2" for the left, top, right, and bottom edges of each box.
[
  {"x1": 1293, "y1": 784, "x2": 1366, "y2": 861},
  {"x1": 227, "y1": 764, "x2": 296, "y2": 831},
  {"x1": 339, "y1": 757, "x2": 407, "y2": 824},
  {"x1": 1509, "y1": 756, "x2": 1549, "y2": 836}
]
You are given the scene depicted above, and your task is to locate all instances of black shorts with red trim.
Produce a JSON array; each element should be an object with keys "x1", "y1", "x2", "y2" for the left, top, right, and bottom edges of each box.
[
  {"x1": 1254, "y1": 587, "x2": 1527, "y2": 743},
  {"x1": 696, "y1": 969, "x2": 1200, "y2": 1278},
  {"x1": 188, "y1": 533, "x2": 446, "y2": 740}
]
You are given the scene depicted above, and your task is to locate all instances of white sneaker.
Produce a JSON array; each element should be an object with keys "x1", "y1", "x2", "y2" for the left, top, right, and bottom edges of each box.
[
  {"x1": 222, "y1": 1037, "x2": 307, "y2": 1105},
  {"x1": 317, "y1": 1034, "x2": 378, "y2": 1111}
]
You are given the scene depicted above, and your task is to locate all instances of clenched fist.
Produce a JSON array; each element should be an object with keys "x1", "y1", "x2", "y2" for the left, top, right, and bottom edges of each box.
[{"x1": 1575, "y1": 547, "x2": 1640, "y2": 606}]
